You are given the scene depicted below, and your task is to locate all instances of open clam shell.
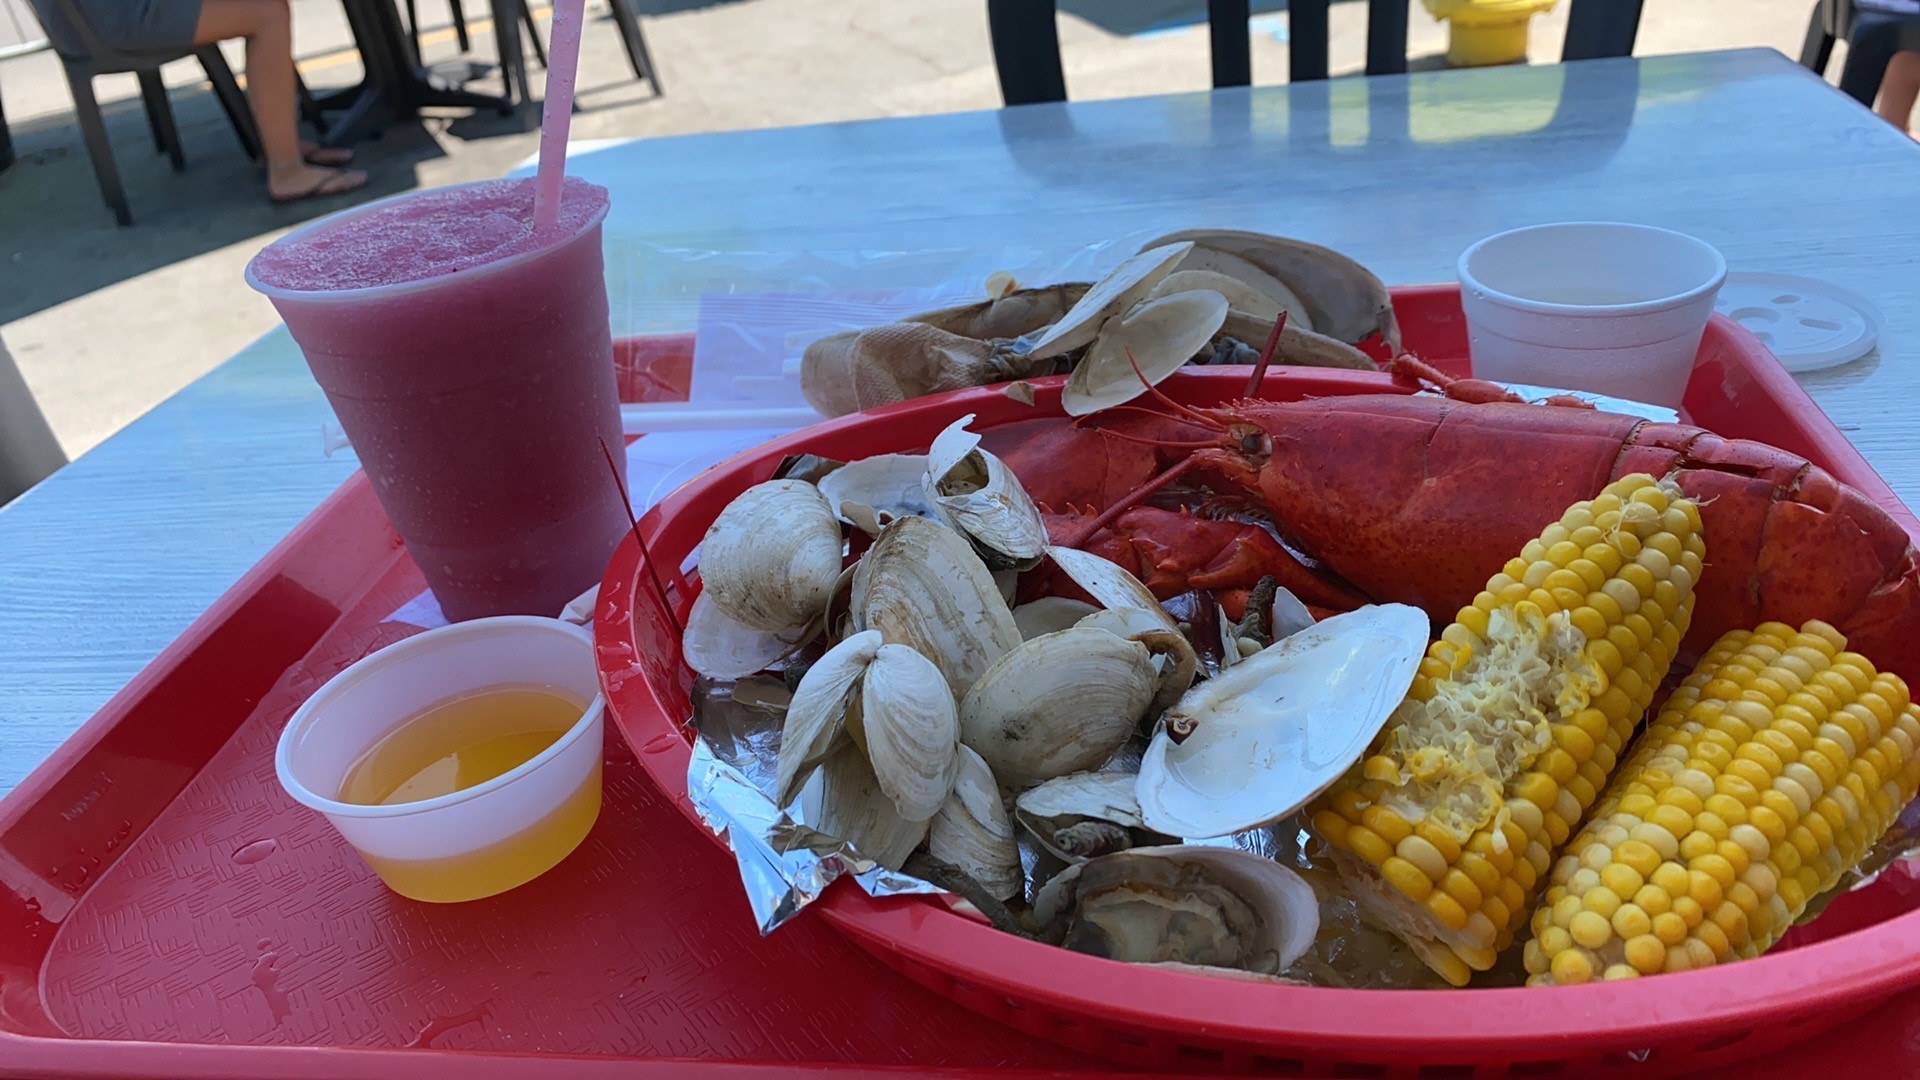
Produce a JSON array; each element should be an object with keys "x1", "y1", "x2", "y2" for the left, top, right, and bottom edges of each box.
[
  {"x1": 1146, "y1": 268, "x2": 1289, "y2": 324},
  {"x1": 1015, "y1": 771, "x2": 1147, "y2": 864},
  {"x1": 928, "y1": 745, "x2": 1021, "y2": 900},
  {"x1": 1027, "y1": 242, "x2": 1193, "y2": 360},
  {"x1": 852, "y1": 515, "x2": 1022, "y2": 699},
  {"x1": 1030, "y1": 845, "x2": 1320, "y2": 975},
  {"x1": 1142, "y1": 229, "x2": 1399, "y2": 349},
  {"x1": 682, "y1": 592, "x2": 809, "y2": 681},
  {"x1": 1046, "y1": 546, "x2": 1179, "y2": 635},
  {"x1": 1135, "y1": 604, "x2": 1429, "y2": 839},
  {"x1": 1012, "y1": 597, "x2": 1101, "y2": 640},
  {"x1": 816, "y1": 453, "x2": 937, "y2": 536},
  {"x1": 924, "y1": 415, "x2": 1050, "y2": 569},
  {"x1": 959, "y1": 626, "x2": 1157, "y2": 789},
  {"x1": 1062, "y1": 289, "x2": 1229, "y2": 417},
  {"x1": 700, "y1": 479, "x2": 844, "y2": 633}
]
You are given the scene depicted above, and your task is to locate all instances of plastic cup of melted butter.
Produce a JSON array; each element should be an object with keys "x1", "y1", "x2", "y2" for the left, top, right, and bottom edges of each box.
[{"x1": 275, "y1": 616, "x2": 605, "y2": 902}]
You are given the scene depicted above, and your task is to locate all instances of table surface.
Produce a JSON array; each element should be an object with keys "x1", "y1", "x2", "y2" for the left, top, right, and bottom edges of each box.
[{"x1": 5, "y1": 45, "x2": 1920, "y2": 1071}]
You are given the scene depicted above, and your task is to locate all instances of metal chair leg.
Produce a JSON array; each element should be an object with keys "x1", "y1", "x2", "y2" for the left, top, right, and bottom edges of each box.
[
  {"x1": 489, "y1": 0, "x2": 531, "y2": 103},
  {"x1": 198, "y1": 46, "x2": 262, "y2": 161},
  {"x1": 138, "y1": 69, "x2": 167, "y2": 153},
  {"x1": 450, "y1": 0, "x2": 470, "y2": 52},
  {"x1": 1206, "y1": 0, "x2": 1251, "y2": 88},
  {"x1": 405, "y1": 0, "x2": 422, "y2": 58},
  {"x1": 521, "y1": 0, "x2": 547, "y2": 69},
  {"x1": 1800, "y1": 1, "x2": 1836, "y2": 71},
  {"x1": 1366, "y1": 0, "x2": 1410, "y2": 76},
  {"x1": 0, "y1": 84, "x2": 13, "y2": 172},
  {"x1": 137, "y1": 71, "x2": 186, "y2": 172},
  {"x1": 1563, "y1": 0, "x2": 1644, "y2": 61},
  {"x1": 1290, "y1": 0, "x2": 1330, "y2": 81},
  {"x1": 606, "y1": 0, "x2": 661, "y2": 92},
  {"x1": 63, "y1": 62, "x2": 130, "y2": 226},
  {"x1": 985, "y1": 0, "x2": 1066, "y2": 105}
]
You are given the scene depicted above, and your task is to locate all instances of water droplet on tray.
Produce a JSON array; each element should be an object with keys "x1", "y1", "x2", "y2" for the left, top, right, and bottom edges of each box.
[
  {"x1": 641, "y1": 734, "x2": 681, "y2": 755},
  {"x1": 233, "y1": 839, "x2": 279, "y2": 865},
  {"x1": 23, "y1": 898, "x2": 40, "y2": 913},
  {"x1": 257, "y1": 937, "x2": 273, "y2": 951}
]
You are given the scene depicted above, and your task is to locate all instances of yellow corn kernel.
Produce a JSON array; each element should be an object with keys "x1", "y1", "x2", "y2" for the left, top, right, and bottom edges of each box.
[{"x1": 1529, "y1": 622, "x2": 1920, "y2": 985}]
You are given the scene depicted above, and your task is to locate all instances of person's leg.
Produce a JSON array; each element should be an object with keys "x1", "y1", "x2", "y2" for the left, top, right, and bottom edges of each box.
[
  {"x1": 1876, "y1": 50, "x2": 1920, "y2": 132},
  {"x1": 194, "y1": 0, "x2": 366, "y2": 198}
]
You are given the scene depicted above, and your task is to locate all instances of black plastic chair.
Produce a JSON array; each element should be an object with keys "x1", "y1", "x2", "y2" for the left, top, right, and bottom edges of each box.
[
  {"x1": 408, "y1": 0, "x2": 660, "y2": 106},
  {"x1": 33, "y1": 0, "x2": 262, "y2": 225},
  {"x1": 1802, "y1": 0, "x2": 1920, "y2": 106},
  {"x1": 985, "y1": 0, "x2": 1643, "y2": 106}
]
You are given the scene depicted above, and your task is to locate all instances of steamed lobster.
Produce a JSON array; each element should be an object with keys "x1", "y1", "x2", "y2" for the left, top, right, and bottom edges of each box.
[{"x1": 983, "y1": 372, "x2": 1920, "y2": 685}]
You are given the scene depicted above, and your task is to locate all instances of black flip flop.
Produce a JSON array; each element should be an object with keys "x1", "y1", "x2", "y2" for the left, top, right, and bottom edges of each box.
[
  {"x1": 270, "y1": 167, "x2": 369, "y2": 205},
  {"x1": 302, "y1": 145, "x2": 355, "y2": 167}
]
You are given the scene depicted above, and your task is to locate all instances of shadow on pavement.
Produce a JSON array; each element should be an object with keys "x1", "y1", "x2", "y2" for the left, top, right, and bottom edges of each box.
[{"x1": 0, "y1": 77, "x2": 459, "y2": 324}]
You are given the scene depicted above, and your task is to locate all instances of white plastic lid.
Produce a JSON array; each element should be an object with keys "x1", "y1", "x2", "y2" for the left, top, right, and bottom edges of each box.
[{"x1": 1713, "y1": 272, "x2": 1884, "y2": 372}]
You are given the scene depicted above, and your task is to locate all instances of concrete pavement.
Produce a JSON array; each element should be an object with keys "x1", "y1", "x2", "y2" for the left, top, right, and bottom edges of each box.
[{"x1": 0, "y1": 0, "x2": 1864, "y2": 456}]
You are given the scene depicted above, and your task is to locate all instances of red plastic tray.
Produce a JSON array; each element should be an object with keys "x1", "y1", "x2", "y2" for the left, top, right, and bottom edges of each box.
[
  {"x1": 3, "y1": 287, "x2": 1914, "y2": 1079},
  {"x1": 598, "y1": 286, "x2": 1920, "y2": 1077},
  {"x1": 0, "y1": 344, "x2": 1107, "y2": 1079}
]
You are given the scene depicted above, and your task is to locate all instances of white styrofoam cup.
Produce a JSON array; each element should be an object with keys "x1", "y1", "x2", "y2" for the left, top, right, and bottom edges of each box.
[
  {"x1": 275, "y1": 616, "x2": 604, "y2": 901},
  {"x1": 1459, "y1": 222, "x2": 1727, "y2": 408}
]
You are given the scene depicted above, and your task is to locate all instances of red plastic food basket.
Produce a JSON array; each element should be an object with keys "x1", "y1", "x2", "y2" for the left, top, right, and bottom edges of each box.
[{"x1": 596, "y1": 286, "x2": 1920, "y2": 1076}]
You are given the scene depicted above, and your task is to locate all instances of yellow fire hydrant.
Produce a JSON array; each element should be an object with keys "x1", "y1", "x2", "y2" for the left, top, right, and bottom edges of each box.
[{"x1": 1422, "y1": 0, "x2": 1557, "y2": 67}]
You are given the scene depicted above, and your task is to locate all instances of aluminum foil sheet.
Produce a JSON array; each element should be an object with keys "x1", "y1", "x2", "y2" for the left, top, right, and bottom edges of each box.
[{"x1": 683, "y1": 679, "x2": 941, "y2": 933}]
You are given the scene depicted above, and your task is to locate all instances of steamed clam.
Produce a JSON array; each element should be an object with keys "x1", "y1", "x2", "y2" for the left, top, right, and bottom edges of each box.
[
  {"x1": 1142, "y1": 228, "x2": 1401, "y2": 350},
  {"x1": 1015, "y1": 771, "x2": 1148, "y2": 863},
  {"x1": 698, "y1": 479, "x2": 842, "y2": 633},
  {"x1": 1134, "y1": 605, "x2": 1429, "y2": 839},
  {"x1": 1025, "y1": 242, "x2": 1192, "y2": 360},
  {"x1": 1031, "y1": 846, "x2": 1320, "y2": 976},
  {"x1": 928, "y1": 744, "x2": 1022, "y2": 900},
  {"x1": 1060, "y1": 289, "x2": 1229, "y2": 417},
  {"x1": 852, "y1": 515, "x2": 1022, "y2": 699},
  {"x1": 774, "y1": 629, "x2": 961, "y2": 865},
  {"x1": 958, "y1": 625, "x2": 1160, "y2": 788},
  {"x1": 923, "y1": 415, "x2": 1049, "y2": 570},
  {"x1": 815, "y1": 452, "x2": 937, "y2": 536}
]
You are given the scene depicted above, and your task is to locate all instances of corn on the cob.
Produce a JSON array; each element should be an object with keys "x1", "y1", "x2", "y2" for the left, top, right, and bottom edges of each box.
[
  {"x1": 1525, "y1": 619, "x2": 1920, "y2": 984},
  {"x1": 1312, "y1": 474, "x2": 1705, "y2": 986}
]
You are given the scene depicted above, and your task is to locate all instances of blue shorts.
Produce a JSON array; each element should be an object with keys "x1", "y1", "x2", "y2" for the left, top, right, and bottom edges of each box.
[{"x1": 32, "y1": 0, "x2": 204, "y2": 58}]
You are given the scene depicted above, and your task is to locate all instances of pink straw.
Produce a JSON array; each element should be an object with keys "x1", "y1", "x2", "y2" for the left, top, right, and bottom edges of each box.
[{"x1": 531, "y1": 0, "x2": 589, "y2": 231}]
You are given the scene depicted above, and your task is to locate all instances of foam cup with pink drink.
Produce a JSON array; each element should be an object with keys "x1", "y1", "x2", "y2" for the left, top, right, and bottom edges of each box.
[{"x1": 246, "y1": 177, "x2": 628, "y2": 622}]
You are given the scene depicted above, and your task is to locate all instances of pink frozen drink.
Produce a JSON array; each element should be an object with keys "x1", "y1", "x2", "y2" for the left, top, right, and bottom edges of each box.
[{"x1": 247, "y1": 177, "x2": 628, "y2": 622}]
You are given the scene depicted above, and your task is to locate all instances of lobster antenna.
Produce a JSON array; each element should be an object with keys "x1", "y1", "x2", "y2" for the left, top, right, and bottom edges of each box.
[
  {"x1": 1076, "y1": 403, "x2": 1220, "y2": 433},
  {"x1": 1058, "y1": 456, "x2": 1204, "y2": 549},
  {"x1": 599, "y1": 436, "x2": 683, "y2": 638},
  {"x1": 1244, "y1": 311, "x2": 1288, "y2": 398},
  {"x1": 1125, "y1": 348, "x2": 1227, "y2": 431}
]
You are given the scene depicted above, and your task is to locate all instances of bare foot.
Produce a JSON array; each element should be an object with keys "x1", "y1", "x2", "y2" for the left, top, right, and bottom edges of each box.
[
  {"x1": 300, "y1": 141, "x2": 354, "y2": 167},
  {"x1": 269, "y1": 161, "x2": 369, "y2": 204}
]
